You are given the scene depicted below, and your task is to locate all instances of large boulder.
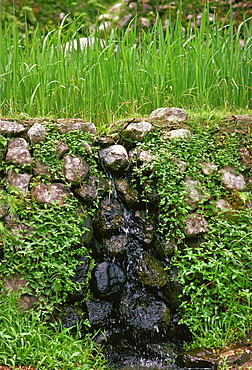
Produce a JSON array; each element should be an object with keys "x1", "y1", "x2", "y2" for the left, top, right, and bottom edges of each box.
[
  {"x1": 6, "y1": 170, "x2": 32, "y2": 196},
  {"x1": 27, "y1": 122, "x2": 46, "y2": 144}
]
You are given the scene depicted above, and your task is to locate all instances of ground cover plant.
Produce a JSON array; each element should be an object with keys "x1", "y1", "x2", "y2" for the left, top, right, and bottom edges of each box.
[
  {"x1": 133, "y1": 116, "x2": 252, "y2": 348},
  {"x1": 0, "y1": 293, "x2": 107, "y2": 369},
  {"x1": 0, "y1": 8, "x2": 251, "y2": 124}
]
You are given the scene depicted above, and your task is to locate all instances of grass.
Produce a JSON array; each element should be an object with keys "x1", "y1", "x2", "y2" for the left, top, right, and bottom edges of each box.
[
  {"x1": 0, "y1": 9, "x2": 251, "y2": 126},
  {"x1": 0, "y1": 293, "x2": 107, "y2": 369}
]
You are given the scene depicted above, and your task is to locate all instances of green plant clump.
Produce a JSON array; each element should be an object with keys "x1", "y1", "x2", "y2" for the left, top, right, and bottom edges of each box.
[
  {"x1": 134, "y1": 121, "x2": 252, "y2": 348},
  {"x1": 0, "y1": 293, "x2": 107, "y2": 369}
]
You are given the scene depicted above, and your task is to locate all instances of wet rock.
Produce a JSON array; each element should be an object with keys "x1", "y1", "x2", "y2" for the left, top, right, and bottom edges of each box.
[
  {"x1": 79, "y1": 215, "x2": 93, "y2": 245},
  {"x1": 95, "y1": 197, "x2": 124, "y2": 234},
  {"x1": 183, "y1": 213, "x2": 209, "y2": 236},
  {"x1": 99, "y1": 144, "x2": 129, "y2": 173},
  {"x1": 218, "y1": 348, "x2": 252, "y2": 367},
  {"x1": 0, "y1": 119, "x2": 26, "y2": 134},
  {"x1": 200, "y1": 161, "x2": 218, "y2": 175},
  {"x1": 220, "y1": 167, "x2": 246, "y2": 190},
  {"x1": 86, "y1": 299, "x2": 114, "y2": 326},
  {"x1": 55, "y1": 118, "x2": 96, "y2": 136},
  {"x1": 91, "y1": 261, "x2": 126, "y2": 299},
  {"x1": 119, "y1": 293, "x2": 171, "y2": 332},
  {"x1": 148, "y1": 107, "x2": 187, "y2": 123},
  {"x1": 63, "y1": 154, "x2": 89, "y2": 184},
  {"x1": 103, "y1": 235, "x2": 128, "y2": 259},
  {"x1": 6, "y1": 169, "x2": 32, "y2": 196},
  {"x1": 6, "y1": 138, "x2": 32, "y2": 166},
  {"x1": 184, "y1": 177, "x2": 210, "y2": 210},
  {"x1": 133, "y1": 210, "x2": 156, "y2": 245},
  {"x1": 115, "y1": 178, "x2": 139, "y2": 207},
  {"x1": 136, "y1": 252, "x2": 169, "y2": 287},
  {"x1": 27, "y1": 122, "x2": 46, "y2": 144},
  {"x1": 31, "y1": 182, "x2": 71, "y2": 205},
  {"x1": 68, "y1": 256, "x2": 90, "y2": 303},
  {"x1": 177, "y1": 348, "x2": 218, "y2": 368},
  {"x1": 60, "y1": 306, "x2": 85, "y2": 330},
  {"x1": 122, "y1": 120, "x2": 153, "y2": 142},
  {"x1": 76, "y1": 175, "x2": 109, "y2": 204}
]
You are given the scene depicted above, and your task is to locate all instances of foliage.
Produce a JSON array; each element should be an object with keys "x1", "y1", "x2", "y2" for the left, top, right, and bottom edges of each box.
[
  {"x1": 0, "y1": 293, "x2": 107, "y2": 369},
  {"x1": 0, "y1": 125, "x2": 103, "y2": 309},
  {"x1": 134, "y1": 120, "x2": 252, "y2": 348},
  {"x1": 0, "y1": 9, "x2": 251, "y2": 123}
]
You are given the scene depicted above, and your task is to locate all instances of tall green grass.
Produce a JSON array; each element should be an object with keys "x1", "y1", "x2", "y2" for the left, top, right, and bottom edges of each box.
[
  {"x1": 0, "y1": 10, "x2": 251, "y2": 125},
  {"x1": 0, "y1": 293, "x2": 107, "y2": 369}
]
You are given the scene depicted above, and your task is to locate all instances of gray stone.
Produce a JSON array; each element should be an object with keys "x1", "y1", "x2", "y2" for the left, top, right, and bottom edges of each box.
[
  {"x1": 164, "y1": 129, "x2": 191, "y2": 140},
  {"x1": 56, "y1": 141, "x2": 69, "y2": 158},
  {"x1": 63, "y1": 154, "x2": 89, "y2": 184},
  {"x1": 99, "y1": 144, "x2": 129, "y2": 173},
  {"x1": 148, "y1": 107, "x2": 187, "y2": 123},
  {"x1": 27, "y1": 122, "x2": 46, "y2": 144},
  {"x1": 0, "y1": 119, "x2": 26, "y2": 134},
  {"x1": 122, "y1": 120, "x2": 153, "y2": 142},
  {"x1": 129, "y1": 148, "x2": 154, "y2": 164},
  {"x1": 55, "y1": 118, "x2": 96, "y2": 136},
  {"x1": 79, "y1": 215, "x2": 93, "y2": 245},
  {"x1": 183, "y1": 213, "x2": 209, "y2": 236},
  {"x1": 6, "y1": 138, "x2": 32, "y2": 165},
  {"x1": 33, "y1": 160, "x2": 51, "y2": 176},
  {"x1": 6, "y1": 170, "x2": 32, "y2": 196},
  {"x1": 214, "y1": 199, "x2": 232, "y2": 211},
  {"x1": 184, "y1": 177, "x2": 210, "y2": 210},
  {"x1": 31, "y1": 183, "x2": 71, "y2": 205},
  {"x1": 76, "y1": 175, "x2": 109, "y2": 203},
  {"x1": 200, "y1": 161, "x2": 218, "y2": 175},
  {"x1": 220, "y1": 168, "x2": 246, "y2": 190}
]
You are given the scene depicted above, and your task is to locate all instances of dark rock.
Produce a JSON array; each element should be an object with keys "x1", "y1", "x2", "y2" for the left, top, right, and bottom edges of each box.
[
  {"x1": 68, "y1": 256, "x2": 90, "y2": 303},
  {"x1": 91, "y1": 261, "x2": 126, "y2": 299},
  {"x1": 86, "y1": 299, "x2": 114, "y2": 326},
  {"x1": 119, "y1": 293, "x2": 171, "y2": 332},
  {"x1": 79, "y1": 215, "x2": 93, "y2": 245}
]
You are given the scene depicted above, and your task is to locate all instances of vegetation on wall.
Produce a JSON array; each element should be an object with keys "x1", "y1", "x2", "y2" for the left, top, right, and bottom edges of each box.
[{"x1": 134, "y1": 117, "x2": 252, "y2": 348}]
